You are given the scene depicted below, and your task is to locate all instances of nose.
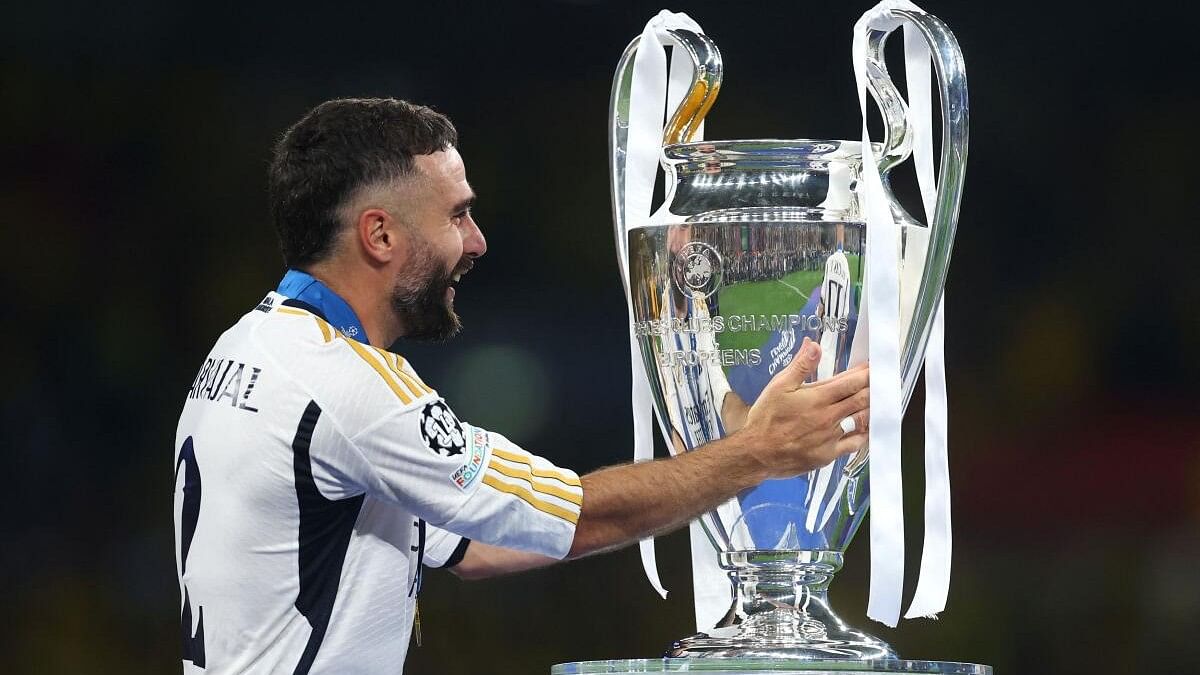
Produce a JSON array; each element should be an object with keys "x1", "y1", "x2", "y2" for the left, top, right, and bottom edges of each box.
[{"x1": 461, "y1": 213, "x2": 487, "y2": 259}]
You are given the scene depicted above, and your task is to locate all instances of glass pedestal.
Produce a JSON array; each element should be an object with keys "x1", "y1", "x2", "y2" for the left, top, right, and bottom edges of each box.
[{"x1": 551, "y1": 660, "x2": 992, "y2": 674}]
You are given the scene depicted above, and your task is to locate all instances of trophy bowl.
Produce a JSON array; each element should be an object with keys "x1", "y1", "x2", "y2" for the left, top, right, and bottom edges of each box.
[{"x1": 610, "y1": 7, "x2": 967, "y2": 661}]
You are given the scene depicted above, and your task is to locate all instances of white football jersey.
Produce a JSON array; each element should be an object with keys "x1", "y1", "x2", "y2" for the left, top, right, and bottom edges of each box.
[{"x1": 173, "y1": 292, "x2": 581, "y2": 673}]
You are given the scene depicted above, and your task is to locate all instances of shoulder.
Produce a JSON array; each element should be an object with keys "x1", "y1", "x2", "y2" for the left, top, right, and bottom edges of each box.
[
  {"x1": 252, "y1": 296, "x2": 439, "y2": 431},
  {"x1": 252, "y1": 294, "x2": 340, "y2": 348}
]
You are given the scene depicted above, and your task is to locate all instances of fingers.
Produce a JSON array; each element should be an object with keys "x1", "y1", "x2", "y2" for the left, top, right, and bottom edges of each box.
[
  {"x1": 839, "y1": 408, "x2": 870, "y2": 436},
  {"x1": 833, "y1": 430, "x2": 869, "y2": 458},
  {"x1": 832, "y1": 389, "x2": 870, "y2": 421},
  {"x1": 774, "y1": 337, "x2": 821, "y2": 389},
  {"x1": 810, "y1": 365, "x2": 869, "y2": 403}
]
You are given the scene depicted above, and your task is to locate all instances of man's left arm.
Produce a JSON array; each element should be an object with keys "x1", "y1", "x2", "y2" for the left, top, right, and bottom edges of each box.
[
  {"x1": 422, "y1": 525, "x2": 555, "y2": 579},
  {"x1": 443, "y1": 540, "x2": 557, "y2": 580}
]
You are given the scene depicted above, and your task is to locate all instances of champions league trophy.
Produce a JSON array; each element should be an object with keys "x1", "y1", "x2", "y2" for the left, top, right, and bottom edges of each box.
[{"x1": 555, "y1": 2, "x2": 990, "y2": 673}]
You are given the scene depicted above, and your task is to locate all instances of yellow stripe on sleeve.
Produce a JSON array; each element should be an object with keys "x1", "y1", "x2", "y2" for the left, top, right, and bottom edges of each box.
[
  {"x1": 391, "y1": 353, "x2": 434, "y2": 395},
  {"x1": 490, "y1": 447, "x2": 582, "y2": 488},
  {"x1": 486, "y1": 460, "x2": 583, "y2": 507},
  {"x1": 481, "y1": 474, "x2": 579, "y2": 525},
  {"x1": 277, "y1": 307, "x2": 310, "y2": 317},
  {"x1": 340, "y1": 337, "x2": 413, "y2": 405}
]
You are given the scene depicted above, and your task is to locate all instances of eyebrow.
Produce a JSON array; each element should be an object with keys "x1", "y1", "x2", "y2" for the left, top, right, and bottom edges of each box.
[{"x1": 450, "y1": 193, "x2": 476, "y2": 215}]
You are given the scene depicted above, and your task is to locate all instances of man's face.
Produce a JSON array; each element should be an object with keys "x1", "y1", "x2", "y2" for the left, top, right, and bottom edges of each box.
[{"x1": 390, "y1": 147, "x2": 486, "y2": 342}]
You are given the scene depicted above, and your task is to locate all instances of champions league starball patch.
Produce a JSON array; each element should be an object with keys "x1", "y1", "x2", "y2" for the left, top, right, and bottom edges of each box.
[{"x1": 419, "y1": 400, "x2": 466, "y2": 457}]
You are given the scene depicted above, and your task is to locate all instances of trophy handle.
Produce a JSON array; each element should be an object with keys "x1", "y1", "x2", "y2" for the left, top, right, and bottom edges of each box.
[
  {"x1": 660, "y1": 29, "x2": 723, "y2": 146},
  {"x1": 886, "y1": 8, "x2": 969, "y2": 403},
  {"x1": 609, "y1": 28, "x2": 722, "y2": 259},
  {"x1": 845, "y1": 9, "x2": 968, "y2": 478},
  {"x1": 862, "y1": 24, "x2": 914, "y2": 173}
]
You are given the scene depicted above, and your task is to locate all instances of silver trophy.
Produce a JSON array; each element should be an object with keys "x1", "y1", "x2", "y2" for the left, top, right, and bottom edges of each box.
[{"x1": 609, "y1": 8, "x2": 967, "y2": 660}]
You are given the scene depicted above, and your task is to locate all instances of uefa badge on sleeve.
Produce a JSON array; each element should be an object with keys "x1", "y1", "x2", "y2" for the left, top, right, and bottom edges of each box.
[{"x1": 450, "y1": 426, "x2": 489, "y2": 491}]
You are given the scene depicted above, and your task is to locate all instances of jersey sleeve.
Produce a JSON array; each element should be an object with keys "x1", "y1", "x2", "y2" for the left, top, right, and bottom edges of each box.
[
  {"x1": 350, "y1": 412, "x2": 581, "y2": 560},
  {"x1": 266, "y1": 313, "x2": 581, "y2": 560},
  {"x1": 423, "y1": 525, "x2": 468, "y2": 569}
]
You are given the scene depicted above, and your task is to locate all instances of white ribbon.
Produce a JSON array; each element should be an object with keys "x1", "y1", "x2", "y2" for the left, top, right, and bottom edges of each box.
[
  {"x1": 903, "y1": 16, "x2": 952, "y2": 620},
  {"x1": 618, "y1": 9, "x2": 706, "y2": 602},
  {"x1": 853, "y1": 3, "x2": 905, "y2": 626},
  {"x1": 853, "y1": 0, "x2": 953, "y2": 626}
]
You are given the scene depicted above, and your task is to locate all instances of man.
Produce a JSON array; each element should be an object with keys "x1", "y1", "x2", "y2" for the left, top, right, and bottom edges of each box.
[{"x1": 173, "y1": 98, "x2": 870, "y2": 674}]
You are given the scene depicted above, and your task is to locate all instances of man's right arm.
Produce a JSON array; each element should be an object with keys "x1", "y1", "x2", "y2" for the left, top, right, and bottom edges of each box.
[
  {"x1": 451, "y1": 338, "x2": 868, "y2": 577},
  {"x1": 567, "y1": 338, "x2": 868, "y2": 558}
]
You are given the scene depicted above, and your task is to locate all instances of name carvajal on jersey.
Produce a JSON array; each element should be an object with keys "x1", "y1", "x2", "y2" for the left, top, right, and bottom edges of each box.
[{"x1": 187, "y1": 356, "x2": 264, "y2": 413}]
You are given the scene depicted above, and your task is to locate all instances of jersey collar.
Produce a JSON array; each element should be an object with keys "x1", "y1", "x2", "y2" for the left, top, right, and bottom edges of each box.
[{"x1": 276, "y1": 269, "x2": 368, "y2": 343}]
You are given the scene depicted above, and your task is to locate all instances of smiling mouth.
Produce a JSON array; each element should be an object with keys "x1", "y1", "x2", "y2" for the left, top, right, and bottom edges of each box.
[
  {"x1": 451, "y1": 261, "x2": 474, "y2": 285},
  {"x1": 447, "y1": 262, "x2": 473, "y2": 301}
]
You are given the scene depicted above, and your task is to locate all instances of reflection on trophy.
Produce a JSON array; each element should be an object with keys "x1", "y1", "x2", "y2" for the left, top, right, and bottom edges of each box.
[{"x1": 602, "y1": 2, "x2": 978, "y2": 667}]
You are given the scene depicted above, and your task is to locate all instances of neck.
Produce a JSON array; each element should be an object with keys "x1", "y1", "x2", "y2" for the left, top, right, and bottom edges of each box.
[{"x1": 303, "y1": 263, "x2": 400, "y2": 348}]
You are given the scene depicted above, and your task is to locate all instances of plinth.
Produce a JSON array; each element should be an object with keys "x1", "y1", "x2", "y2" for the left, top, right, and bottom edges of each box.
[{"x1": 551, "y1": 659, "x2": 992, "y2": 674}]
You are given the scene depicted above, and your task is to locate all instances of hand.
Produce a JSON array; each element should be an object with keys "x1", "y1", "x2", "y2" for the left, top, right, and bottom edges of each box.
[
  {"x1": 565, "y1": 340, "x2": 867, "y2": 560},
  {"x1": 737, "y1": 337, "x2": 869, "y2": 478}
]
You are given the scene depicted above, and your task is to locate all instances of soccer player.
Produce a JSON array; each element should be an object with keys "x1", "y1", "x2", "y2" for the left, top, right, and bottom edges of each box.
[{"x1": 173, "y1": 98, "x2": 871, "y2": 674}]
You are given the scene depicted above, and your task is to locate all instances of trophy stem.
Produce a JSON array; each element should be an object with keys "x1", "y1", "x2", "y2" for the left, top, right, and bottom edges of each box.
[{"x1": 667, "y1": 550, "x2": 897, "y2": 660}]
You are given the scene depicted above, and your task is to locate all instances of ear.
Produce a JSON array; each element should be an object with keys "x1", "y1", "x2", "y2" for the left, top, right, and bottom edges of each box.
[{"x1": 355, "y1": 208, "x2": 406, "y2": 265}]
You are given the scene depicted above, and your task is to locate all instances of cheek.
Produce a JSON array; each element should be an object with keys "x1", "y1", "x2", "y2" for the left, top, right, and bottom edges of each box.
[{"x1": 439, "y1": 230, "x2": 465, "y2": 263}]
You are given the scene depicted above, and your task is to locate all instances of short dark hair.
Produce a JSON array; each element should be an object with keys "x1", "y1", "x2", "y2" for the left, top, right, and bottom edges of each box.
[{"x1": 268, "y1": 98, "x2": 458, "y2": 268}]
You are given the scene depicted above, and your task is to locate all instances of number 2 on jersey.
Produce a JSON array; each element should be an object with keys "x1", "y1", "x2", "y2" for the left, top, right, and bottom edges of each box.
[{"x1": 176, "y1": 436, "x2": 207, "y2": 667}]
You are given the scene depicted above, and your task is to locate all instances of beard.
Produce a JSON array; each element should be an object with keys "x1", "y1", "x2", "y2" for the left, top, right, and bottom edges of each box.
[{"x1": 390, "y1": 236, "x2": 467, "y2": 343}]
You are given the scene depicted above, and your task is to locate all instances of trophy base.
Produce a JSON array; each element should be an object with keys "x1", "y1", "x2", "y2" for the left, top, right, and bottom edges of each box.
[
  {"x1": 667, "y1": 616, "x2": 895, "y2": 660},
  {"x1": 552, "y1": 659, "x2": 992, "y2": 674},
  {"x1": 666, "y1": 550, "x2": 896, "y2": 660}
]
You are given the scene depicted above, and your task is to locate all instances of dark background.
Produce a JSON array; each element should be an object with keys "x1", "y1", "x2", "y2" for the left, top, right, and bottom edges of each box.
[{"x1": 3, "y1": 1, "x2": 1198, "y2": 673}]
